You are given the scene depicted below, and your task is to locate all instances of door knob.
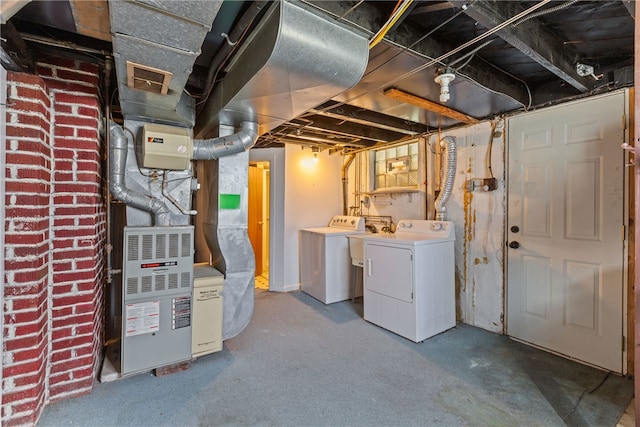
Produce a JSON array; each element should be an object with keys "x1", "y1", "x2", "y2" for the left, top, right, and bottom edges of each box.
[{"x1": 508, "y1": 241, "x2": 520, "y2": 249}]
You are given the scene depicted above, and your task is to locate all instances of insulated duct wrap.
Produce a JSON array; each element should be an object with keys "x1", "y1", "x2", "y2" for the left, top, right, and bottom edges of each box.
[{"x1": 435, "y1": 136, "x2": 457, "y2": 221}]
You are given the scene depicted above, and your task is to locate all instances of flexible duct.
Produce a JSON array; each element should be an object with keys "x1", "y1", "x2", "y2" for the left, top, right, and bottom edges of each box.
[
  {"x1": 192, "y1": 121, "x2": 259, "y2": 160},
  {"x1": 109, "y1": 122, "x2": 171, "y2": 226},
  {"x1": 342, "y1": 153, "x2": 356, "y2": 215},
  {"x1": 435, "y1": 136, "x2": 457, "y2": 221}
]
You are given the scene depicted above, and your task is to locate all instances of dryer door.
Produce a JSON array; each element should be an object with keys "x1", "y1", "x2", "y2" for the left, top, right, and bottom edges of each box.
[{"x1": 365, "y1": 243, "x2": 413, "y2": 303}]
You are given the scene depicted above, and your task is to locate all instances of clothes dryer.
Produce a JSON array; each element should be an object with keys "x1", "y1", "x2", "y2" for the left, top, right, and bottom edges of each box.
[
  {"x1": 361, "y1": 220, "x2": 455, "y2": 342},
  {"x1": 300, "y1": 215, "x2": 365, "y2": 304}
]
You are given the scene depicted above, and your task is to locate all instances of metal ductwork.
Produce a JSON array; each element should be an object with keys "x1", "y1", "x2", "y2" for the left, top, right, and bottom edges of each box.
[
  {"x1": 435, "y1": 136, "x2": 457, "y2": 221},
  {"x1": 192, "y1": 122, "x2": 259, "y2": 160},
  {"x1": 194, "y1": 0, "x2": 369, "y2": 138},
  {"x1": 109, "y1": 0, "x2": 223, "y2": 124},
  {"x1": 109, "y1": 121, "x2": 171, "y2": 226}
]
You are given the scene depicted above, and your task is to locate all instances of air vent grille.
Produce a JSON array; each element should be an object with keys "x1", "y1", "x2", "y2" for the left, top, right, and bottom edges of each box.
[
  {"x1": 156, "y1": 234, "x2": 166, "y2": 259},
  {"x1": 123, "y1": 226, "x2": 194, "y2": 299},
  {"x1": 127, "y1": 235, "x2": 139, "y2": 261},
  {"x1": 155, "y1": 275, "x2": 166, "y2": 292},
  {"x1": 142, "y1": 234, "x2": 153, "y2": 260},
  {"x1": 169, "y1": 273, "x2": 179, "y2": 289},
  {"x1": 141, "y1": 276, "x2": 153, "y2": 293},
  {"x1": 127, "y1": 277, "x2": 138, "y2": 295},
  {"x1": 182, "y1": 233, "x2": 191, "y2": 257},
  {"x1": 169, "y1": 234, "x2": 179, "y2": 258},
  {"x1": 181, "y1": 272, "x2": 191, "y2": 288},
  {"x1": 126, "y1": 61, "x2": 172, "y2": 95}
]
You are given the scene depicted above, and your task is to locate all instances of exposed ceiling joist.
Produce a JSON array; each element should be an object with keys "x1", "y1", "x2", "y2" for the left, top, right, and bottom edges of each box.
[
  {"x1": 294, "y1": 114, "x2": 406, "y2": 143},
  {"x1": 383, "y1": 88, "x2": 480, "y2": 125},
  {"x1": 311, "y1": 101, "x2": 430, "y2": 135},
  {"x1": 305, "y1": 0, "x2": 530, "y2": 107},
  {"x1": 451, "y1": 0, "x2": 592, "y2": 92}
]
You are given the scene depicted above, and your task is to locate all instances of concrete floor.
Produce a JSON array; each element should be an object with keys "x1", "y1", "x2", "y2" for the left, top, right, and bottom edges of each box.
[{"x1": 38, "y1": 289, "x2": 634, "y2": 426}]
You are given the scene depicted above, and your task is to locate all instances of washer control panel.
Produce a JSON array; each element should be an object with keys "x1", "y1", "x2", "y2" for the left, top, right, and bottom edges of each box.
[{"x1": 329, "y1": 215, "x2": 365, "y2": 231}]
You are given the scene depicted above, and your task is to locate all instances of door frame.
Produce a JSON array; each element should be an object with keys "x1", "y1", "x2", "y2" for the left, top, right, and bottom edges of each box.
[
  {"x1": 249, "y1": 148, "x2": 285, "y2": 291},
  {"x1": 504, "y1": 89, "x2": 630, "y2": 374}
]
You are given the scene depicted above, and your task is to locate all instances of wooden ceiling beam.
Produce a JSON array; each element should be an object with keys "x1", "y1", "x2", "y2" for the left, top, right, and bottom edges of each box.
[
  {"x1": 69, "y1": 0, "x2": 111, "y2": 42},
  {"x1": 383, "y1": 88, "x2": 480, "y2": 125},
  {"x1": 451, "y1": 0, "x2": 592, "y2": 92}
]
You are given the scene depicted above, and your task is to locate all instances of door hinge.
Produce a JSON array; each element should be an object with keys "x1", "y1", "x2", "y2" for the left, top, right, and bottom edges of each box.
[
  {"x1": 622, "y1": 225, "x2": 626, "y2": 241},
  {"x1": 622, "y1": 335, "x2": 626, "y2": 352},
  {"x1": 623, "y1": 114, "x2": 627, "y2": 130}
]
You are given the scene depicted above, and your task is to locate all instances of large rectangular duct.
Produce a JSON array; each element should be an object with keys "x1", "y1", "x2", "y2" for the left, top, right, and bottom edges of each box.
[
  {"x1": 194, "y1": 0, "x2": 369, "y2": 138},
  {"x1": 109, "y1": 0, "x2": 223, "y2": 125}
]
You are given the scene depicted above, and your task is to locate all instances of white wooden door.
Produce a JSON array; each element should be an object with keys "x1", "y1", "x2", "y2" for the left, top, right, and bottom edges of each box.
[{"x1": 507, "y1": 92, "x2": 625, "y2": 372}]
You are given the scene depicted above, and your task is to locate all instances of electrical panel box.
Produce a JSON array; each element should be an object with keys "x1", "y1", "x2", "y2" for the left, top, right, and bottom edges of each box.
[
  {"x1": 121, "y1": 226, "x2": 194, "y2": 375},
  {"x1": 192, "y1": 265, "x2": 224, "y2": 357},
  {"x1": 141, "y1": 123, "x2": 192, "y2": 170}
]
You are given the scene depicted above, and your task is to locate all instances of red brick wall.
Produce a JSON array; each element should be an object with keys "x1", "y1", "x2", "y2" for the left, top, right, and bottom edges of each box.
[{"x1": 3, "y1": 58, "x2": 106, "y2": 426}]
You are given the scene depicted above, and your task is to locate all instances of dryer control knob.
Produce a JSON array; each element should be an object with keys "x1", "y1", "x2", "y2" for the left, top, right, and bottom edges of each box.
[{"x1": 431, "y1": 222, "x2": 443, "y2": 231}]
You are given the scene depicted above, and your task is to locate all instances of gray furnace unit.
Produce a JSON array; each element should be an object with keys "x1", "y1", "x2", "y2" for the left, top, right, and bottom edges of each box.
[{"x1": 121, "y1": 225, "x2": 194, "y2": 375}]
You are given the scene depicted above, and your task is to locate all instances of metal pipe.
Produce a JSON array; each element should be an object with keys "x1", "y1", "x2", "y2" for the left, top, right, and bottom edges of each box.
[
  {"x1": 435, "y1": 136, "x2": 457, "y2": 221},
  {"x1": 162, "y1": 172, "x2": 197, "y2": 216},
  {"x1": 104, "y1": 57, "x2": 113, "y2": 284},
  {"x1": 109, "y1": 121, "x2": 171, "y2": 226},
  {"x1": 342, "y1": 153, "x2": 356, "y2": 215},
  {"x1": 192, "y1": 121, "x2": 259, "y2": 160}
]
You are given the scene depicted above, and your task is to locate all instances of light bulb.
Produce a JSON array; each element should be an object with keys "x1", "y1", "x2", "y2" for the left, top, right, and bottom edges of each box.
[{"x1": 313, "y1": 152, "x2": 318, "y2": 163}]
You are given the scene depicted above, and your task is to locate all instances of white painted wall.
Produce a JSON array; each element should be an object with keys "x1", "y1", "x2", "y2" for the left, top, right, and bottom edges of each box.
[
  {"x1": 265, "y1": 122, "x2": 505, "y2": 333},
  {"x1": 283, "y1": 145, "x2": 343, "y2": 290},
  {"x1": 344, "y1": 123, "x2": 505, "y2": 333},
  {"x1": 427, "y1": 122, "x2": 506, "y2": 333}
]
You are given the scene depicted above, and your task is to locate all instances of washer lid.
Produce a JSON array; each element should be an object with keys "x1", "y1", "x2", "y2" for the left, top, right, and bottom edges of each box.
[{"x1": 301, "y1": 227, "x2": 366, "y2": 236}]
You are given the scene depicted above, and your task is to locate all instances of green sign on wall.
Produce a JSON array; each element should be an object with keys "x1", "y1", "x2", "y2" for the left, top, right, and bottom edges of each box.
[{"x1": 219, "y1": 193, "x2": 241, "y2": 209}]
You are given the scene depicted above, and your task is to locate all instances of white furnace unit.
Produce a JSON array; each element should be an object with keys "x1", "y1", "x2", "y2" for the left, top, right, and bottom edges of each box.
[
  {"x1": 300, "y1": 215, "x2": 365, "y2": 304},
  {"x1": 362, "y1": 220, "x2": 455, "y2": 342},
  {"x1": 121, "y1": 226, "x2": 194, "y2": 375}
]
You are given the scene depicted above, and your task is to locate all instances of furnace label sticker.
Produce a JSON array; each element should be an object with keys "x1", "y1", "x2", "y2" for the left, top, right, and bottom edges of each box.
[
  {"x1": 172, "y1": 296, "x2": 191, "y2": 330},
  {"x1": 125, "y1": 300, "x2": 160, "y2": 337}
]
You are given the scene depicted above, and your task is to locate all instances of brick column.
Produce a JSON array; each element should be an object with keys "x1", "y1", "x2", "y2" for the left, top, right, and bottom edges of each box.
[
  {"x1": 3, "y1": 72, "x2": 52, "y2": 426},
  {"x1": 37, "y1": 60, "x2": 105, "y2": 402},
  {"x1": 2, "y1": 58, "x2": 106, "y2": 425}
]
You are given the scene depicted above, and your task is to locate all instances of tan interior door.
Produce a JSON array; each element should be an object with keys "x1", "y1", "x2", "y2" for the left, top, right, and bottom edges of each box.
[
  {"x1": 507, "y1": 92, "x2": 625, "y2": 372},
  {"x1": 248, "y1": 165, "x2": 263, "y2": 276}
]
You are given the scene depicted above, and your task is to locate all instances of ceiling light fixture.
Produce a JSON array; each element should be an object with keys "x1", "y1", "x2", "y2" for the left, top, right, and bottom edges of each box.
[{"x1": 434, "y1": 69, "x2": 456, "y2": 103}]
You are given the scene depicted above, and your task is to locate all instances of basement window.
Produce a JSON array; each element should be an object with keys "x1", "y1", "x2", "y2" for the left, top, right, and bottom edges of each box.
[{"x1": 373, "y1": 141, "x2": 419, "y2": 189}]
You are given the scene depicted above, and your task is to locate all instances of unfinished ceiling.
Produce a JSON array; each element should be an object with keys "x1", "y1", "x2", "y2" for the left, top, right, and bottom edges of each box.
[{"x1": 2, "y1": 0, "x2": 635, "y2": 152}]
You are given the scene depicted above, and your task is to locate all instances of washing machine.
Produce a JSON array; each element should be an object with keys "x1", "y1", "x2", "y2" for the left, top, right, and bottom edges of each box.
[
  {"x1": 362, "y1": 220, "x2": 455, "y2": 342},
  {"x1": 300, "y1": 215, "x2": 365, "y2": 304}
]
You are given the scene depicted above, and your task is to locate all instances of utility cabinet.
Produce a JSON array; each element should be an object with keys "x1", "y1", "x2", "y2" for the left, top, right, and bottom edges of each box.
[{"x1": 192, "y1": 265, "x2": 224, "y2": 357}]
